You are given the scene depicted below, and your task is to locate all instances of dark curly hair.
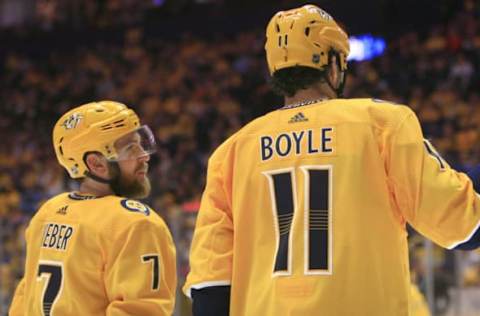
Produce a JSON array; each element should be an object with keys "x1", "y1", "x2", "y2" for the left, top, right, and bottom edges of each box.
[{"x1": 270, "y1": 66, "x2": 327, "y2": 97}]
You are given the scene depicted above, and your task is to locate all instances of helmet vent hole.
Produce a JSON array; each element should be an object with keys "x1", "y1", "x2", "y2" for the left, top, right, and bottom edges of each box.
[
  {"x1": 113, "y1": 120, "x2": 125, "y2": 128},
  {"x1": 96, "y1": 109, "x2": 104, "y2": 112},
  {"x1": 59, "y1": 146, "x2": 64, "y2": 155},
  {"x1": 276, "y1": 24, "x2": 280, "y2": 32},
  {"x1": 305, "y1": 27, "x2": 310, "y2": 36}
]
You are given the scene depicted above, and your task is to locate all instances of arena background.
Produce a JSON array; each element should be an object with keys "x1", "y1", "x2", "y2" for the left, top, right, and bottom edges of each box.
[{"x1": 1, "y1": 0, "x2": 480, "y2": 315}]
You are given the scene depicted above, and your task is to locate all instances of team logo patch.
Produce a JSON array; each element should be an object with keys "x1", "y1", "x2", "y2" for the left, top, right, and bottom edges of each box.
[
  {"x1": 62, "y1": 113, "x2": 83, "y2": 130},
  {"x1": 306, "y1": 5, "x2": 333, "y2": 21},
  {"x1": 120, "y1": 199, "x2": 150, "y2": 216}
]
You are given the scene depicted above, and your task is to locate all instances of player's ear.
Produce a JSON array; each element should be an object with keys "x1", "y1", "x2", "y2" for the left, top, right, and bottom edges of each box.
[{"x1": 84, "y1": 152, "x2": 110, "y2": 178}]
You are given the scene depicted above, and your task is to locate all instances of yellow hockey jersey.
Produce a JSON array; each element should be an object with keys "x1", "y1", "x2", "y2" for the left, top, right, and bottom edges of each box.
[
  {"x1": 184, "y1": 99, "x2": 480, "y2": 316},
  {"x1": 410, "y1": 284, "x2": 431, "y2": 316},
  {"x1": 9, "y1": 192, "x2": 176, "y2": 316}
]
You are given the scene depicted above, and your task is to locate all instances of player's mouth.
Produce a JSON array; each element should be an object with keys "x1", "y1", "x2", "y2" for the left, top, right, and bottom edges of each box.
[{"x1": 136, "y1": 166, "x2": 148, "y2": 177}]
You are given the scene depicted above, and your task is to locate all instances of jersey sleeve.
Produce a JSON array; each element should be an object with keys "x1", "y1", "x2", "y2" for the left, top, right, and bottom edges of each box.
[
  {"x1": 183, "y1": 148, "x2": 234, "y2": 298},
  {"x1": 8, "y1": 278, "x2": 26, "y2": 316},
  {"x1": 104, "y1": 218, "x2": 177, "y2": 316},
  {"x1": 409, "y1": 283, "x2": 431, "y2": 316},
  {"x1": 8, "y1": 223, "x2": 31, "y2": 316},
  {"x1": 387, "y1": 109, "x2": 480, "y2": 249}
]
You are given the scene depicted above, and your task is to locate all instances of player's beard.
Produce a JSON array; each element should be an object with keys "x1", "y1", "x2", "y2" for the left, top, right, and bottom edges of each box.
[{"x1": 108, "y1": 162, "x2": 151, "y2": 199}]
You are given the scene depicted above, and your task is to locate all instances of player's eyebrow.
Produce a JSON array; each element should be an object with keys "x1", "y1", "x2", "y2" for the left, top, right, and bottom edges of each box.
[{"x1": 115, "y1": 133, "x2": 141, "y2": 149}]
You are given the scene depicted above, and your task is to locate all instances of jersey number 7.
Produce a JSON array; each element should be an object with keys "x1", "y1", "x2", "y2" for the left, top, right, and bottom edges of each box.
[
  {"x1": 37, "y1": 261, "x2": 63, "y2": 316},
  {"x1": 141, "y1": 254, "x2": 160, "y2": 291}
]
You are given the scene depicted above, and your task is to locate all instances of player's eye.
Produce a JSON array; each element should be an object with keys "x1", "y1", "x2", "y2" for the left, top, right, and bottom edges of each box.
[{"x1": 117, "y1": 142, "x2": 144, "y2": 160}]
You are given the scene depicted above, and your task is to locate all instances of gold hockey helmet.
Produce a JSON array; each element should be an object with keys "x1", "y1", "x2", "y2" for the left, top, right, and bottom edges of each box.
[
  {"x1": 53, "y1": 101, "x2": 155, "y2": 179},
  {"x1": 265, "y1": 4, "x2": 350, "y2": 75}
]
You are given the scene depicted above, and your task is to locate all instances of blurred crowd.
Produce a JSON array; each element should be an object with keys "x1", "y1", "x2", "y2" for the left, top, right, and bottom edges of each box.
[{"x1": 1, "y1": 0, "x2": 480, "y2": 315}]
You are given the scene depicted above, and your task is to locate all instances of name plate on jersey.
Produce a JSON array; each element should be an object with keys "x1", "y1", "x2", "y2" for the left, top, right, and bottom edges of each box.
[
  {"x1": 260, "y1": 128, "x2": 335, "y2": 161},
  {"x1": 41, "y1": 222, "x2": 75, "y2": 251}
]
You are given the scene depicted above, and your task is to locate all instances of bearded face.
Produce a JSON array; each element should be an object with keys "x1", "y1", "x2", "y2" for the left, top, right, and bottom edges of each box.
[{"x1": 108, "y1": 161, "x2": 151, "y2": 199}]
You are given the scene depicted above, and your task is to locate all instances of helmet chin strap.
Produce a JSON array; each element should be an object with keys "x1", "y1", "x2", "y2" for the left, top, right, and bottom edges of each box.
[
  {"x1": 324, "y1": 51, "x2": 347, "y2": 98},
  {"x1": 85, "y1": 161, "x2": 121, "y2": 184},
  {"x1": 325, "y1": 71, "x2": 346, "y2": 98},
  {"x1": 83, "y1": 153, "x2": 120, "y2": 185},
  {"x1": 85, "y1": 171, "x2": 112, "y2": 184},
  {"x1": 338, "y1": 71, "x2": 347, "y2": 97}
]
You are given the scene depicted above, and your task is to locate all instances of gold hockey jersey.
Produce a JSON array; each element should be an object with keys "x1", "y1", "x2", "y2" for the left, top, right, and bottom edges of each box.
[
  {"x1": 410, "y1": 284, "x2": 431, "y2": 316},
  {"x1": 9, "y1": 192, "x2": 176, "y2": 316},
  {"x1": 184, "y1": 99, "x2": 480, "y2": 316}
]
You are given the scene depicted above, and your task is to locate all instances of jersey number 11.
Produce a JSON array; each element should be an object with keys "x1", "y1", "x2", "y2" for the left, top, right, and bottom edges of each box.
[{"x1": 264, "y1": 165, "x2": 332, "y2": 276}]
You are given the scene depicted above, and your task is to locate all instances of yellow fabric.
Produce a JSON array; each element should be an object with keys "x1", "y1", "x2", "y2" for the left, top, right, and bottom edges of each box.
[
  {"x1": 184, "y1": 99, "x2": 480, "y2": 316},
  {"x1": 409, "y1": 284, "x2": 431, "y2": 316},
  {"x1": 9, "y1": 192, "x2": 176, "y2": 316}
]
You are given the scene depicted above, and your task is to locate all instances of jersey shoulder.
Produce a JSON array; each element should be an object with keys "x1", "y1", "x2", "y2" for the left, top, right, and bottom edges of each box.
[
  {"x1": 28, "y1": 193, "x2": 172, "y2": 256},
  {"x1": 245, "y1": 98, "x2": 413, "y2": 131},
  {"x1": 38, "y1": 192, "x2": 156, "y2": 219},
  {"x1": 207, "y1": 98, "x2": 416, "y2": 164},
  {"x1": 100, "y1": 196, "x2": 172, "y2": 244},
  {"x1": 37, "y1": 192, "x2": 168, "y2": 233},
  {"x1": 339, "y1": 98, "x2": 415, "y2": 132},
  {"x1": 32, "y1": 192, "x2": 71, "y2": 220},
  {"x1": 343, "y1": 97, "x2": 412, "y2": 116},
  {"x1": 98, "y1": 195, "x2": 167, "y2": 227}
]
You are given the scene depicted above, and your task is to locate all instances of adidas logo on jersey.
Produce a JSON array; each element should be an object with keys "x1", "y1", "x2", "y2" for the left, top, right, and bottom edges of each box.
[
  {"x1": 57, "y1": 205, "x2": 69, "y2": 215},
  {"x1": 288, "y1": 112, "x2": 308, "y2": 123}
]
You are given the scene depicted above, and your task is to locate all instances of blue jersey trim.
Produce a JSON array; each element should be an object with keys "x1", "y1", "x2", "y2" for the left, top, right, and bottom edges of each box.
[
  {"x1": 454, "y1": 227, "x2": 480, "y2": 250},
  {"x1": 467, "y1": 165, "x2": 480, "y2": 193},
  {"x1": 68, "y1": 192, "x2": 99, "y2": 200},
  {"x1": 453, "y1": 165, "x2": 480, "y2": 250}
]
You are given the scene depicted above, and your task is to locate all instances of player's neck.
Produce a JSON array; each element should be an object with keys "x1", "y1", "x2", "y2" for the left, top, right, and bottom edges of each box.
[
  {"x1": 78, "y1": 178, "x2": 114, "y2": 197},
  {"x1": 284, "y1": 84, "x2": 337, "y2": 107}
]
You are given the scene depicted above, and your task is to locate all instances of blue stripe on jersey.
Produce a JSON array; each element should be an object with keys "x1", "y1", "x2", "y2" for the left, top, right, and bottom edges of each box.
[
  {"x1": 467, "y1": 164, "x2": 480, "y2": 193},
  {"x1": 454, "y1": 164, "x2": 480, "y2": 250},
  {"x1": 454, "y1": 227, "x2": 480, "y2": 250}
]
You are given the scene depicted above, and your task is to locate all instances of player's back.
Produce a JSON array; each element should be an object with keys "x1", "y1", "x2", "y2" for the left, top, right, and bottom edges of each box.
[
  {"x1": 18, "y1": 192, "x2": 171, "y2": 316},
  {"x1": 219, "y1": 99, "x2": 413, "y2": 315}
]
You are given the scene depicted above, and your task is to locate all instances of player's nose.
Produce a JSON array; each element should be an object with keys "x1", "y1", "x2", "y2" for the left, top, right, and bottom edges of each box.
[{"x1": 138, "y1": 153, "x2": 150, "y2": 163}]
